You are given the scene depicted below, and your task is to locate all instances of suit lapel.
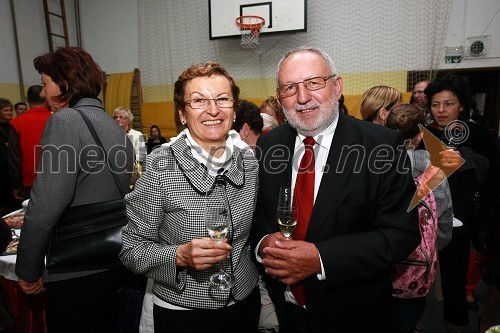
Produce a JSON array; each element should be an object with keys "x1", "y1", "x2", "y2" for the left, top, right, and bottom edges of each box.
[
  {"x1": 170, "y1": 135, "x2": 212, "y2": 194},
  {"x1": 275, "y1": 124, "x2": 296, "y2": 191},
  {"x1": 262, "y1": 124, "x2": 296, "y2": 212},
  {"x1": 306, "y1": 113, "x2": 358, "y2": 240}
]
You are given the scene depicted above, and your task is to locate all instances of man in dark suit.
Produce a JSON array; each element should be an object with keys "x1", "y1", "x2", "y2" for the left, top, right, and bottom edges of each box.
[{"x1": 252, "y1": 46, "x2": 420, "y2": 332}]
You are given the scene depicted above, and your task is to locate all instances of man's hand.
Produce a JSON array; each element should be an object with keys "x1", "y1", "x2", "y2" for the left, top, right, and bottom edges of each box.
[
  {"x1": 262, "y1": 238, "x2": 321, "y2": 285},
  {"x1": 176, "y1": 238, "x2": 231, "y2": 270},
  {"x1": 18, "y1": 277, "x2": 45, "y2": 295},
  {"x1": 258, "y1": 232, "x2": 287, "y2": 260}
]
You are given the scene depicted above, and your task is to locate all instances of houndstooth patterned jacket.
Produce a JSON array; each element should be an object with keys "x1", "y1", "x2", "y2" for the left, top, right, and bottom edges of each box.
[{"x1": 120, "y1": 134, "x2": 259, "y2": 309}]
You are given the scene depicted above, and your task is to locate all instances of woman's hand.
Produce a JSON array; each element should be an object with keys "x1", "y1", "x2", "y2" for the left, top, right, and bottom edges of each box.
[
  {"x1": 439, "y1": 150, "x2": 462, "y2": 169},
  {"x1": 18, "y1": 277, "x2": 45, "y2": 295},
  {"x1": 176, "y1": 238, "x2": 232, "y2": 270}
]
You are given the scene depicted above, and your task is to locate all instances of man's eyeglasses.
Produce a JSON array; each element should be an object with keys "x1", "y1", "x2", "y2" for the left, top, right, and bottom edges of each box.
[
  {"x1": 278, "y1": 75, "x2": 335, "y2": 98},
  {"x1": 184, "y1": 97, "x2": 234, "y2": 109}
]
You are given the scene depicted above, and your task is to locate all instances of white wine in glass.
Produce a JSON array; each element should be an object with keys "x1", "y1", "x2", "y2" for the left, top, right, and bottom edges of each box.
[
  {"x1": 441, "y1": 130, "x2": 460, "y2": 151},
  {"x1": 205, "y1": 182, "x2": 235, "y2": 290},
  {"x1": 277, "y1": 187, "x2": 297, "y2": 239},
  {"x1": 207, "y1": 222, "x2": 228, "y2": 242},
  {"x1": 277, "y1": 207, "x2": 298, "y2": 239}
]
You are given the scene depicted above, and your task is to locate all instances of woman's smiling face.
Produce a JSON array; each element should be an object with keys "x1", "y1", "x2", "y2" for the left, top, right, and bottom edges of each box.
[{"x1": 178, "y1": 75, "x2": 235, "y2": 154}]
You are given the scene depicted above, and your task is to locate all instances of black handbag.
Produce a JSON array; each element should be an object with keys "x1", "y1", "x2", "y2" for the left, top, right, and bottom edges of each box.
[{"x1": 46, "y1": 109, "x2": 128, "y2": 273}]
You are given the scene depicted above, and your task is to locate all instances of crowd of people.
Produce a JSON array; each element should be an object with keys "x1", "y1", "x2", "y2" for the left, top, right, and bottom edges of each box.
[{"x1": 0, "y1": 45, "x2": 499, "y2": 333}]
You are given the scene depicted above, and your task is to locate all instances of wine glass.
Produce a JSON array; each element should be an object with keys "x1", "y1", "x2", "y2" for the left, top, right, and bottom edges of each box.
[
  {"x1": 205, "y1": 181, "x2": 235, "y2": 290},
  {"x1": 277, "y1": 187, "x2": 298, "y2": 240},
  {"x1": 441, "y1": 137, "x2": 458, "y2": 152},
  {"x1": 440, "y1": 132, "x2": 459, "y2": 168},
  {"x1": 441, "y1": 129, "x2": 460, "y2": 151}
]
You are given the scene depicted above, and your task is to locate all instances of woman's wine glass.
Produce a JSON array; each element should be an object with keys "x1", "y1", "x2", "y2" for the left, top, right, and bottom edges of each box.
[
  {"x1": 440, "y1": 132, "x2": 459, "y2": 168},
  {"x1": 277, "y1": 187, "x2": 298, "y2": 240},
  {"x1": 441, "y1": 125, "x2": 463, "y2": 151},
  {"x1": 205, "y1": 181, "x2": 235, "y2": 290},
  {"x1": 441, "y1": 136, "x2": 458, "y2": 152}
]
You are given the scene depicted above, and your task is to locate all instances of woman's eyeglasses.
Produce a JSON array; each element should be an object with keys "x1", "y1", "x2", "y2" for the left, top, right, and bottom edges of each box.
[
  {"x1": 113, "y1": 115, "x2": 127, "y2": 120},
  {"x1": 184, "y1": 97, "x2": 234, "y2": 109}
]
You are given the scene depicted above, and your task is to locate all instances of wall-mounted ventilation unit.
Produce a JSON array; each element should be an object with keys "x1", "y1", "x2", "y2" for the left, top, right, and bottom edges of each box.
[{"x1": 464, "y1": 35, "x2": 491, "y2": 59}]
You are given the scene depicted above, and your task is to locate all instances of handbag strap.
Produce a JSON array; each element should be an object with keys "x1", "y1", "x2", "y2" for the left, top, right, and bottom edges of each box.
[{"x1": 74, "y1": 108, "x2": 127, "y2": 197}]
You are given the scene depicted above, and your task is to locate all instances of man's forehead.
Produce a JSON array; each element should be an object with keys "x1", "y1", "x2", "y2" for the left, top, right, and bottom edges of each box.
[
  {"x1": 283, "y1": 51, "x2": 325, "y2": 67},
  {"x1": 279, "y1": 53, "x2": 329, "y2": 81},
  {"x1": 414, "y1": 82, "x2": 428, "y2": 89}
]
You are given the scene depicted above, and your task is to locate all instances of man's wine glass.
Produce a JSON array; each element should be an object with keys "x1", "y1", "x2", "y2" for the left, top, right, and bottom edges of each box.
[
  {"x1": 205, "y1": 181, "x2": 235, "y2": 290},
  {"x1": 277, "y1": 187, "x2": 298, "y2": 239}
]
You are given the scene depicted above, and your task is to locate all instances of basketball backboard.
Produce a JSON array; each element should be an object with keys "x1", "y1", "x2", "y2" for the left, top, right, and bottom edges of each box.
[{"x1": 208, "y1": 0, "x2": 307, "y2": 39}]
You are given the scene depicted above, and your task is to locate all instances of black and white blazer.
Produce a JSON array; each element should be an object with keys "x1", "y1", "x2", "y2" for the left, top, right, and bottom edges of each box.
[{"x1": 120, "y1": 133, "x2": 259, "y2": 309}]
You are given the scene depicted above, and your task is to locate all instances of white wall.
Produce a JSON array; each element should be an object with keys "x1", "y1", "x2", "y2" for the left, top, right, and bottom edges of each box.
[
  {"x1": 0, "y1": 0, "x2": 20, "y2": 84},
  {"x1": 83, "y1": 0, "x2": 500, "y2": 73},
  {"x1": 440, "y1": 0, "x2": 500, "y2": 69},
  {"x1": 0, "y1": 0, "x2": 50, "y2": 86},
  {"x1": 1, "y1": 0, "x2": 498, "y2": 92},
  {"x1": 0, "y1": 0, "x2": 138, "y2": 90},
  {"x1": 79, "y1": 0, "x2": 138, "y2": 74}
]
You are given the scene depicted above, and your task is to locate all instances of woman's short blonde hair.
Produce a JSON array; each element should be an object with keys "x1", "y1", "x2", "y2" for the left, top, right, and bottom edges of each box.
[
  {"x1": 360, "y1": 86, "x2": 402, "y2": 121},
  {"x1": 113, "y1": 106, "x2": 134, "y2": 124}
]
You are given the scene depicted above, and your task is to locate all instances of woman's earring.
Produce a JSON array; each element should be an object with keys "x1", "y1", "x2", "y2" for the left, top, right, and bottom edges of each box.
[{"x1": 181, "y1": 120, "x2": 186, "y2": 125}]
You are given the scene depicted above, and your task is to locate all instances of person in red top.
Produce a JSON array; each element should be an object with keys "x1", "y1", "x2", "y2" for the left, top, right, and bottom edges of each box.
[{"x1": 8, "y1": 85, "x2": 52, "y2": 200}]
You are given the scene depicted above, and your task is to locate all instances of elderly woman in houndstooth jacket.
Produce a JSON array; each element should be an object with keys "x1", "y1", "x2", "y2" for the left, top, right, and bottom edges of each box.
[{"x1": 120, "y1": 62, "x2": 261, "y2": 332}]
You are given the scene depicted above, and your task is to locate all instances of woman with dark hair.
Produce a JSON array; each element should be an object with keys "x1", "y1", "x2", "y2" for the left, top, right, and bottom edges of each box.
[
  {"x1": 145, "y1": 125, "x2": 167, "y2": 154},
  {"x1": 120, "y1": 61, "x2": 260, "y2": 332},
  {"x1": 424, "y1": 75, "x2": 500, "y2": 332},
  {"x1": 15, "y1": 47, "x2": 134, "y2": 332},
  {"x1": 233, "y1": 100, "x2": 263, "y2": 149}
]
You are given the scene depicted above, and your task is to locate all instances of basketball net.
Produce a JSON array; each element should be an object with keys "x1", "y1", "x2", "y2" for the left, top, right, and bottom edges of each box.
[{"x1": 236, "y1": 16, "x2": 265, "y2": 49}]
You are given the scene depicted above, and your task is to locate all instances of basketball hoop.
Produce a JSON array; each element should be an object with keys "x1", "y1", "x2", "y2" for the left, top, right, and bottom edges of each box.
[{"x1": 235, "y1": 15, "x2": 265, "y2": 49}]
